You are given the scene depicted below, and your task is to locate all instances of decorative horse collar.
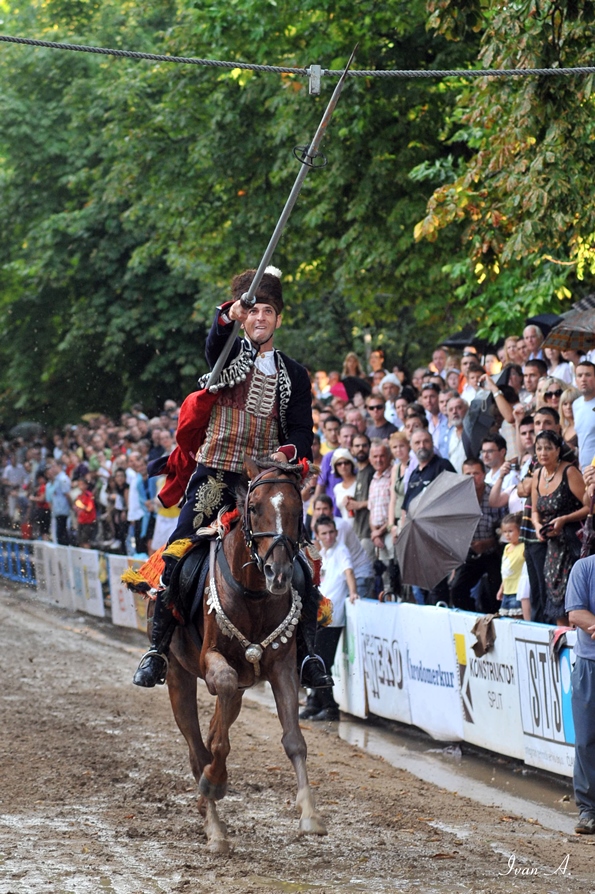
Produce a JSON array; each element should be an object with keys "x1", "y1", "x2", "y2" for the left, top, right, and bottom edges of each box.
[{"x1": 206, "y1": 540, "x2": 302, "y2": 678}]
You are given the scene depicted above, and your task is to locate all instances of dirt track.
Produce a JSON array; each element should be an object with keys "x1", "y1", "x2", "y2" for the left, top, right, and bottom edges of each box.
[{"x1": 1, "y1": 585, "x2": 595, "y2": 894}]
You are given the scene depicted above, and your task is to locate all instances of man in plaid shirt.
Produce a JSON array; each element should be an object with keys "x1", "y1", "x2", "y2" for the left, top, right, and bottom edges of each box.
[{"x1": 450, "y1": 457, "x2": 505, "y2": 613}]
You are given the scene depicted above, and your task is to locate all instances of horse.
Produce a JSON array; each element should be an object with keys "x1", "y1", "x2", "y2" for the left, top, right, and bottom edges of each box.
[{"x1": 159, "y1": 457, "x2": 327, "y2": 853}]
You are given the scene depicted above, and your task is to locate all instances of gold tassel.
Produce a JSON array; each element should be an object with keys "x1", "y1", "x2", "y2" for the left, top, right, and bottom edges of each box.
[
  {"x1": 163, "y1": 538, "x2": 195, "y2": 559},
  {"x1": 121, "y1": 568, "x2": 150, "y2": 591}
]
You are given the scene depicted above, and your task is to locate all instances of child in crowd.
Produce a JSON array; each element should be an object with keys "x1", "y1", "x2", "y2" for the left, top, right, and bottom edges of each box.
[
  {"x1": 30, "y1": 471, "x2": 51, "y2": 540},
  {"x1": 74, "y1": 475, "x2": 98, "y2": 548},
  {"x1": 497, "y1": 512, "x2": 527, "y2": 618}
]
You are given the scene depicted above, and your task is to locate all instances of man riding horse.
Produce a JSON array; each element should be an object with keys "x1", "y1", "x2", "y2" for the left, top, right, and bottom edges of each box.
[{"x1": 133, "y1": 266, "x2": 333, "y2": 691}]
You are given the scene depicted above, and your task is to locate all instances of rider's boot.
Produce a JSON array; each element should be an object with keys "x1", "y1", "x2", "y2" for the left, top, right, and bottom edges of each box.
[
  {"x1": 133, "y1": 556, "x2": 178, "y2": 688},
  {"x1": 295, "y1": 555, "x2": 334, "y2": 690}
]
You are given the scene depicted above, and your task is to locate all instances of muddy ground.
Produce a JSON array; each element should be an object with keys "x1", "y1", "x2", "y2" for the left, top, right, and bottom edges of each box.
[{"x1": 1, "y1": 585, "x2": 594, "y2": 894}]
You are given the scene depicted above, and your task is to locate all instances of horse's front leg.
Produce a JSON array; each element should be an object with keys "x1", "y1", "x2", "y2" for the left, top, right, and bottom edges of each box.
[
  {"x1": 268, "y1": 655, "x2": 327, "y2": 836},
  {"x1": 200, "y1": 650, "x2": 243, "y2": 802},
  {"x1": 197, "y1": 650, "x2": 243, "y2": 855}
]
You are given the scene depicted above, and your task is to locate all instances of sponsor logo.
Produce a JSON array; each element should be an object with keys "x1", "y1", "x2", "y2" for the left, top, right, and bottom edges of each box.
[
  {"x1": 363, "y1": 634, "x2": 403, "y2": 700},
  {"x1": 514, "y1": 636, "x2": 575, "y2": 746},
  {"x1": 406, "y1": 649, "x2": 455, "y2": 688}
]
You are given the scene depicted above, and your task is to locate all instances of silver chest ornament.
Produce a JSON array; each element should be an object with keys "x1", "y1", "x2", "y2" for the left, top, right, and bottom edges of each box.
[{"x1": 206, "y1": 577, "x2": 302, "y2": 678}]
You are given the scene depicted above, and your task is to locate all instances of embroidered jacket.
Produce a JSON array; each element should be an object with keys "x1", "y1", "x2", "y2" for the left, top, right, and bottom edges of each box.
[{"x1": 153, "y1": 303, "x2": 313, "y2": 507}]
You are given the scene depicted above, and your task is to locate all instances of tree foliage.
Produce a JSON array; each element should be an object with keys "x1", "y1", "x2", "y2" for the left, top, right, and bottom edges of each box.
[
  {"x1": 7, "y1": 1, "x2": 595, "y2": 425},
  {"x1": 415, "y1": 0, "x2": 595, "y2": 336},
  {"x1": 0, "y1": 0, "x2": 480, "y2": 425}
]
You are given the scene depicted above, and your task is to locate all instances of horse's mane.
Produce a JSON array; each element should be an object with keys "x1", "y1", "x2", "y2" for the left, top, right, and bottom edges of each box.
[
  {"x1": 234, "y1": 458, "x2": 304, "y2": 508},
  {"x1": 253, "y1": 457, "x2": 303, "y2": 476}
]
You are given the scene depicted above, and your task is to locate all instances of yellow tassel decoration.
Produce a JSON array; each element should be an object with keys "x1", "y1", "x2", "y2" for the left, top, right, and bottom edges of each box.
[
  {"x1": 163, "y1": 538, "x2": 195, "y2": 559},
  {"x1": 121, "y1": 568, "x2": 148, "y2": 590}
]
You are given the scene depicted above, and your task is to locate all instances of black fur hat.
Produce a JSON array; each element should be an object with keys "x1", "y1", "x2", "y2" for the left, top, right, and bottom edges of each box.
[{"x1": 231, "y1": 265, "x2": 283, "y2": 314}]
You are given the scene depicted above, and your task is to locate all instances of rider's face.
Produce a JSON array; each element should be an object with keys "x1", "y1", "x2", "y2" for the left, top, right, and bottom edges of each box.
[{"x1": 243, "y1": 303, "x2": 282, "y2": 350}]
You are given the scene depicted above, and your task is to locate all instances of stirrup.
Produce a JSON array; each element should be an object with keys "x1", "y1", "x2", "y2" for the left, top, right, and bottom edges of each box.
[
  {"x1": 300, "y1": 654, "x2": 334, "y2": 689},
  {"x1": 133, "y1": 650, "x2": 169, "y2": 688}
]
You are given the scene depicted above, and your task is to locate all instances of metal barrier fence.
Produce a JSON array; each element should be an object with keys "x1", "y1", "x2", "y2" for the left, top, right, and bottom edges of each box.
[{"x1": 0, "y1": 536, "x2": 36, "y2": 585}]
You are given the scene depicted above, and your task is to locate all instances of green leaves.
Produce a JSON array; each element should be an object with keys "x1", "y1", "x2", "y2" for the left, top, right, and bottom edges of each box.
[
  {"x1": 0, "y1": 0, "x2": 484, "y2": 426},
  {"x1": 415, "y1": 0, "x2": 595, "y2": 330}
]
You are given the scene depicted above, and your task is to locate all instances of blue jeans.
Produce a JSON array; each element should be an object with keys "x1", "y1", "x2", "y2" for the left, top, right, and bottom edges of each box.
[
  {"x1": 356, "y1": 575, "x2": 374, "y2": 599},
  {"x1": 572, "y1": 657, "x2": 595, "y2": 817}
]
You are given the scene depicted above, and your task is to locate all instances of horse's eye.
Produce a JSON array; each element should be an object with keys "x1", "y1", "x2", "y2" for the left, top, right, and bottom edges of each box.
[{"x1": 248, "y1": 504, "x2": 257, "y2": 514}]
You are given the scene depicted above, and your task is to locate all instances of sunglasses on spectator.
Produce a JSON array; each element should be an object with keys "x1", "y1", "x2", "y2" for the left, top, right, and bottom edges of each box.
[
  {"x1": 335, "y1": 460, "x2": 352, "y2": 467},
  {"x1": 544, "y1": 390, "x2": 563, "y2": 399},
  {"x1": 368, "y1": 404, "x2": 385, "y2": 411}
]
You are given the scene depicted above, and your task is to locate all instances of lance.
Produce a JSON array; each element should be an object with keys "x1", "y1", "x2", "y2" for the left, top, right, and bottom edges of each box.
[{"x1": 207, "y1": 45, "x2": 357, "y2": 389}]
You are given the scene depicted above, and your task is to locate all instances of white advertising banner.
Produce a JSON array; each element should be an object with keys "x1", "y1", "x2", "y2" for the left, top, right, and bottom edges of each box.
[
  {"x1": 45, "y1": 544, "x2": 76, "y2": 611},
  {"x1": 332, "y1": 600, "x2": 367, "y2": 719},
  {"x1": 398, "y1": 603, "x2": 464, "y2": 741},
  {"x1": 32, "y1": 541, "x2": 51, "y2": 603},
  {"x1": 68, "y1": 547, "x2": 105, "y2": 618},
  {"x1": 359, "y1": 601, "x2": 412, "y2": 725},
  {"x1": 513, "y1": 624, "x2": 576, "y2": 778},
  {"x1": 108, "y1": 554, "x2": 147, "y2": 632},
  {"x1": 450, "y1": 614, "x2": 525, "y2": 759}
]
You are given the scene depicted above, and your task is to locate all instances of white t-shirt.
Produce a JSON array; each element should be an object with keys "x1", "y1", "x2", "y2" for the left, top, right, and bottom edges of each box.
[
  {"x1": 574, "y1": 395, "x2": 595, "y2": 468},
  {"x1": 485, "y1": 466, "x2": 520, "y2": 491},
  {"x1": 333, "y1": 480, "x2": 357, "y2": 522},
  {"x1": 319, "y1": 541, "x2": 352, "y2": 628},
  {"x1": 549, "y1": 362, "x2": 573, "y2": 384},
  {"x1": 126, "y1": 467, "x2": 144, "y2": 522}
]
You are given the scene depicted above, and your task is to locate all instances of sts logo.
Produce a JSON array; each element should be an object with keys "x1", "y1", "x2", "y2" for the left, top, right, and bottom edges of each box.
[{"x1": 515, "y1": 635, "x2": 575, "y2": 745}]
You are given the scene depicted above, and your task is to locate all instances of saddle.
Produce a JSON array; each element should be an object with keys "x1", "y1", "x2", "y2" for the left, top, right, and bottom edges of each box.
[
  {"x1": 167, "y1": 539, "x2": 211, "y2": 624},
  {"x1": 166, "y1": 539, "x2": 332, "y2": 629}
]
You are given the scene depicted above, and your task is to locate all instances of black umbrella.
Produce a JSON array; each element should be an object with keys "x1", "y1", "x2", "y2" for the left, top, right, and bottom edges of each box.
[
  {"x1": 8, "y1": 421, "x2": 44, "y2": 439},
  {"x1": 525, "y1": 313, "x2": 562, "y2": 336},
  {"x1": 441, "y1": 326, "x2": 492, "y2": 354},
  {"x1": 341, "y1": 376, "x2": 372, "y2": 399}
]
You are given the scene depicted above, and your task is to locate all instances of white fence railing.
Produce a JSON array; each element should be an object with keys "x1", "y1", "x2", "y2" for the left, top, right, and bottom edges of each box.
[{"x1": 2, "y1": 536, "x2": 576, "y2": 779}]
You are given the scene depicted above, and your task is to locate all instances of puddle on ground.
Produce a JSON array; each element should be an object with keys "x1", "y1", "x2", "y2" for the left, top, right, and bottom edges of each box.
[
  {"x1": 239, "y1": 874, "x2": 413, "y2": 892},
  {"x1": 245, "y1": 683, "x2": 576, "y2": 836}
]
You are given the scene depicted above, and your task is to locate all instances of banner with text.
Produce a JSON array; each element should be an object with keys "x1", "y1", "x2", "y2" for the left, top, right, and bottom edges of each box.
[
  {"x1": 450, "y1": 613, "x2": 525, "y2": 759},
  {"x1": 359, "y1": 601, "x2": 412, "y2": 725},
  {"x1": 44, "y1": 543, "x2": 76, "y2": 611},
  {"x1": 333, "y1": 600, "x2": 367, "y2": 719},
  {"x1": 108, "y1": 555, "x2": 147, "y2": 631},
  {"x1": 68, "y1": 547, "x2": 105, "y2": 618},
  {"x1": 513, "y1": 625, "x2": 576, "y2": 778},
  {"x1": 397, "y1": 604, "x2": 464, "y2": 741}
]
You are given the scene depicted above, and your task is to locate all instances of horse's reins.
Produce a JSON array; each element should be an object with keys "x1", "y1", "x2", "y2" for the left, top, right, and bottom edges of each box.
[{"x1": 205, "y1": 467, "x2": 306, "y2": 677}]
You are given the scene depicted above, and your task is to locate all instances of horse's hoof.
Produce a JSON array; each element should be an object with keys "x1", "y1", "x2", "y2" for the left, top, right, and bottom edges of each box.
[
  {"x1": 199, "y1": 773, "x2": 228, "y2": 801},
  {"x1": 207, "y1": 837, "x2": 232, "y2": 855},
  {"x1": 299, "y1": 816, "x2": 328, "y2": 836}
]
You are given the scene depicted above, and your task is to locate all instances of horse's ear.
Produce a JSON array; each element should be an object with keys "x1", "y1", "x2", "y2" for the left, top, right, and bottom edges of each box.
[{"x1": 243, "y1": 457, "x2": 260, "y2": 481}]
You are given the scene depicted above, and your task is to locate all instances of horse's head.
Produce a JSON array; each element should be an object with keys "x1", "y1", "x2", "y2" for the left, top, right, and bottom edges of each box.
[{"x1": 241, "y1": 458, "x2": 305, "y2": 595}]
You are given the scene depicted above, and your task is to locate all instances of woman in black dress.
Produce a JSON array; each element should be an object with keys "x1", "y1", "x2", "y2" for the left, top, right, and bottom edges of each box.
[{"x1": 531, "y1": 430, "x2": 587, "y2": 625}]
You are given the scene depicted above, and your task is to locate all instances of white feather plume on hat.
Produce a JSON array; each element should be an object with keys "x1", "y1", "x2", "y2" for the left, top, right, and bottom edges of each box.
[{"x1": 264, "y1": 265, "x2": 282, "y2": 279}]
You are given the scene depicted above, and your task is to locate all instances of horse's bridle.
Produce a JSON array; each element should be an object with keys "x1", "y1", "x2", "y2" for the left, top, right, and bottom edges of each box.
[{"x1": 242, "y1": 468, "x2": 305, "y2": 573}]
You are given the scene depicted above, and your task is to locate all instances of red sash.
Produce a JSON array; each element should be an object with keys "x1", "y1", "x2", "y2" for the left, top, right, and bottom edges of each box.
[{"x1": 157, "y1": 388, "x2": 219, "y2": 507}]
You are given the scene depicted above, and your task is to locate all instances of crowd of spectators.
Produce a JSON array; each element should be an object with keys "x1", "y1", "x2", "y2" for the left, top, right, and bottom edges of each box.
[
  {"x1": 0, "y1": 401, "x2": 182, "y2": 557},
  {"x1": 305, "y1": 325, "x2": 595, "y2": 628},
  {"x1": 2, "y1": 322, "x2": 595, "y2": 628}
]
